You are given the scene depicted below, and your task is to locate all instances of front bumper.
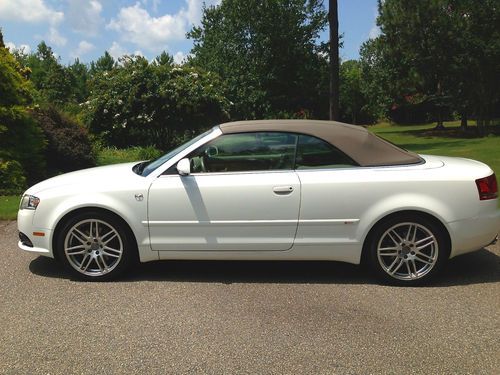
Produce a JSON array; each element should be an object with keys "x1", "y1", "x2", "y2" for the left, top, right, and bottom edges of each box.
[{"x1": 17, "y1": 209, "x2": 54, "y2": 258}]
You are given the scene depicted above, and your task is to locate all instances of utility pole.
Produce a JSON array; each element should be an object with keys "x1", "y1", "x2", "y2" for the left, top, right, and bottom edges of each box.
[{"x1": 329, "y1": 0, "x2": 340, "y2": 121}]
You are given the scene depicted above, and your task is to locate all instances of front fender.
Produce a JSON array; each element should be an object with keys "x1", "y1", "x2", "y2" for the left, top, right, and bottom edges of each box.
[{"x1": 32, "y1": 189, "x2": 153, "y2": 260}]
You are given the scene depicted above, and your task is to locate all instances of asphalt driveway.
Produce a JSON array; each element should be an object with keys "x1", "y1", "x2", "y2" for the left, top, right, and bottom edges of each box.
[{"x1": 0, "y1": 220, "x2": 499, "y2": 374}]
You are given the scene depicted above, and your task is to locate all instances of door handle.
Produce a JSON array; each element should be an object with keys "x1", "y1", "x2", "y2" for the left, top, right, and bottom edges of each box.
[{"x1": 273, "y1": 186, "x2": 294, "y2": 195}]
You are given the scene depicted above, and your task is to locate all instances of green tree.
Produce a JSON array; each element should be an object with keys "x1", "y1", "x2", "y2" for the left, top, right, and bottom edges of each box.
[
  {"x1": 339, "y1": 60, "x2": 378, "y2": 124},
  {"x1": 448, "y1": 0, "x2": 500, "y2": 134},
  {"x1": 89, "y1": 51, "x2": 115, "y2": 75},
  {"x1": 21, "y1": 42, "x2": 74, "y2": 106},
  {"x1": 153, "y1": 51, "x2": 174, "y2": 67},
  {"x1": 188, "y1": 0, "x2": 329, "y2": 119},
  {"x1": 0, "y1": 30, "x2": 46, "y2": 189},
  {"x1": 68, "y1": 58, "x2": 89, "y2": 103},
  {"x1": 358, "y1": 38, "x2": 392, "y2": 120},
  {"x1": 377, "y1": 0, "x2": 459, "y2": 128},
  {"x1": 375, "y1": 0, "x2": 500, "y2": 131}
]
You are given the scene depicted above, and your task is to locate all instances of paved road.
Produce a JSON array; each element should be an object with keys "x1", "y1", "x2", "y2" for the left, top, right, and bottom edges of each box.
[{"x1": 0, "y1": 220, "x2": 499, "y2": 374}]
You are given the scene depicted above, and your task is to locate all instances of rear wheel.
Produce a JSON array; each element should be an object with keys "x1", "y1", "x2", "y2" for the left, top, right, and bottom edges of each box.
[
  {"x1": 367, "y1": 214, "x2": 449, "y2": 285},
  {"x1": 56, "y1": 211, "x2": 135, "y2": 281}
]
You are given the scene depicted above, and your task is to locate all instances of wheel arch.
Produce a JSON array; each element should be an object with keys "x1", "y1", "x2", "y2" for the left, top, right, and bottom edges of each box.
[
  {"x1": 51, "y1": 206, "x2": 139, "y2": 262},
  {"x1": 360, "y1": 209, "x2": 452, "y2": 265}
]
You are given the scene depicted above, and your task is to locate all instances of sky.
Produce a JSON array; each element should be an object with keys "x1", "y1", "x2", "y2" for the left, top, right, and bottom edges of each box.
[{"x1": 0, "y1": 0, "x2": 380, "y2": 65}]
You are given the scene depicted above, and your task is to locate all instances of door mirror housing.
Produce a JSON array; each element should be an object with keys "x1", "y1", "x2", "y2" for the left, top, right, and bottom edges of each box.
[{"x1": 177, "y1": 158, "x2": 191, "y2": 176}]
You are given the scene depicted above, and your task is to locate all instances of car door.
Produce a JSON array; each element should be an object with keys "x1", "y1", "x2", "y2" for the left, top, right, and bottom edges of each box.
[
  {"x1": 293, "y1": 134, "x2": 362, "y2": 247},
  {"x1": 148, "y1": 132, "x2": 300, "y2": 251}
]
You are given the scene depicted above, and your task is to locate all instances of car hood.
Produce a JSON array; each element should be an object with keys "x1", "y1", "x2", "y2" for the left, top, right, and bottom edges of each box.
[{"x1": 26, "y1": 162, "x2": 140, "y2": 195}]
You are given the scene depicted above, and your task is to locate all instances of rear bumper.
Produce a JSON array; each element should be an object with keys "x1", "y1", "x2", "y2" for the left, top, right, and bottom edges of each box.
[{"x1": 448, "y1": 209, "x2": 500, "y2": 257}]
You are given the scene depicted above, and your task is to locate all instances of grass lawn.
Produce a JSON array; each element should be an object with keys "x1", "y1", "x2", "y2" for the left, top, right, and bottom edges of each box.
[
  {"x1": 1, "y1": 121, "x2": 498, "y2": 220},
  {"x1": 371, "y1": 121, "x2": 500, "y2": 177},
  {"x1": 0, "y1": 195, "x2": 19, "y2": 220}
]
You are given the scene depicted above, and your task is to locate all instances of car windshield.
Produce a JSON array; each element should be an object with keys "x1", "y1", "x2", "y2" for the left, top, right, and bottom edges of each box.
[{"x1": 138, "y1": 128, "x2": 214, "y2": 176}]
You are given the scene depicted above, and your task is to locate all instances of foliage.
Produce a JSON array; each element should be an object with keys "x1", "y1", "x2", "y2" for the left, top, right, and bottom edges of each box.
[
  {"x1": 188, "y1": 0, "x2": 329, "y2": 119},
  {"x1": 447, "y1": 0, "x2": 500, "y2": 131},
  {"x1": 136, "y1": 145, "x2": 162, "y2": 160},
  {"x1": 85, "y1": 56, "x2": 230, "y2": 149},
  {"x1": 96, "y1": 146, "x2": 162, "y2": 166},
  {"x1": 359, "y1": 38, "x2": 393, "y2": 120},
  {"x1": 339, "y1": 60, "x2": 378, "y2": 124},
  {"x1": 374, "y1": 0, "x2": 500, "y2": 130},
  {"x1": 89, "y1": 51, "x2": 115, "y2": 75},
  {"x1": 29, "y1": 107, "x2": 96, "y2": 175},
  {"x1": 0, "y1": 33, "x2": 46, "y2": 186},
  {"x1": 68, "y1": 58, "x2": 89, "y2": 103},
  {"x1": 0, "y1": 160, "x2": 26, "y2": 195},
  {"x1": 22, "y1": 42, "x2": 75, "y2": 106}
]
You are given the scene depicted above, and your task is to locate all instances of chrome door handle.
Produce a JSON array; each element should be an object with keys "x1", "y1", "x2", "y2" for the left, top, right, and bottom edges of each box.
[{"x1": 273, "y1": 186, "x2": 294, "y2": 195}]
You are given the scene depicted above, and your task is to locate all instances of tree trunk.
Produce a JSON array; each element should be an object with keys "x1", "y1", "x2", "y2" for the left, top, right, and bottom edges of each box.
[
  {"x1": 434, "y1": 80, "x2": 445, "y2": 130},
  {"x1": 460, "y1": 111, "x2": 467, "y2": 130},
  {"x1": 477, "y1": 111, "x2": 485, "y2": 137},
  {"x1": 329, "y1": 0, "x2": 340, "y2": 121}
]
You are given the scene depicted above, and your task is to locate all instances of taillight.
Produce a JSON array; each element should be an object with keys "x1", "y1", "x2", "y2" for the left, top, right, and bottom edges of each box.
[{"x1": 475, "y1": 174, "x2": 498, "y2": 200}]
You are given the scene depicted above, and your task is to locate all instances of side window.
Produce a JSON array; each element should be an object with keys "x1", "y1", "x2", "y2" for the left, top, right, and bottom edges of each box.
[
  {"x1": 187, "y1": 132, "x2": 297, "y2": 173},
  {"x1": 295, "y1": 135, "x2": 357, "y2": 169}
]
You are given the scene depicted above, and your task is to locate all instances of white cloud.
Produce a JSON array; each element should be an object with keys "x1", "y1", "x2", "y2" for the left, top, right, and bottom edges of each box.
[
  {"x1": 107, "y1": 0, "x2": 220, "y2": 52},
  {"x1": 173, "y1": 51, "x2": 187, "y2": 64},
  {"x1": 5, "y1": 42, "x2": 32, "y2": 54},
  {"x1": 368, "y1": 7, "x2": 381, "y2": 39},
  {"x1": 71, "y1": 40, "x2": 95, "y2": 58},
  {"x1": 369, "y1": 25, "x2": 380, "y2": 39},
  {"x1": 108, "y1": 41, "x2": 127, "y2": 60},
  {"x1": 47, "y1": 26, "x2": 67, "y2": 46},
  {"x1": 141, "y1": 0, "x2": 161, "y2": 13},
  {"x1": 67, "y1": 0, "x2": 103, "y2": 36},
  {"x1": 107, "y1": 3, "x2": 185, "y2": 52},
  {"x1": 0, "y1": 0, "x2": 63, "y2": 24},
  {"x1": 107, "y1": 41, "x2": 145, "y2": 62}
]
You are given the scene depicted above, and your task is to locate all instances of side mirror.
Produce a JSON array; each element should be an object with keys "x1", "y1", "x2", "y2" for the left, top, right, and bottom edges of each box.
[{"x1": 176, "y1": 158, "x2": 191, "y2": 176}]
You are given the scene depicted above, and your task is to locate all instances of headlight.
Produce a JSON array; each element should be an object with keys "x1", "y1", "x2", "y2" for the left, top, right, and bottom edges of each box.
[{"x1": 20, "y1": 195, "x2": 40, "y2": 210}]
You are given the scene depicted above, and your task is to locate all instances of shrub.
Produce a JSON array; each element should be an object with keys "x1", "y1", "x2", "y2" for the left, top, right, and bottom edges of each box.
[
  {"x1": 85, "y1": 58, "x2": 230, "y2": 149},
  {"x1": 135, "y1": 146, "x2": 162, "y2": 160},
  {"x1": 0, "y1": 107, "x2": 46, "y2": 185},
  {"x1": 1, "y1": 39, "x2": 46, "y2": 186},
  {"x1": 0, "y1": 159, "x2": 26, "y2": 195},
  {"x1": 96, "y1": 146, "x2": 162, "y2": 166},
  {"x1": 30, "y1": 107, "x2": 96, "y2": 175}
]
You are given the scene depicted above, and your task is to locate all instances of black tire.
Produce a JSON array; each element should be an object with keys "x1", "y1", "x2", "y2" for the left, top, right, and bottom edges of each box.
[
  {"x1": 366, "y1": 213, "x2": 449, "y2": 286},
  {"x1": 56, "y1": 210, "x2": 136, "y2": 281}
]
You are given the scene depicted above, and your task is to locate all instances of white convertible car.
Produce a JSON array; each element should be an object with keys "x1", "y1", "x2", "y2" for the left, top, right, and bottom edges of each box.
[{"x1": 18, "y1": 120, "x2": 499, "y2": 284}]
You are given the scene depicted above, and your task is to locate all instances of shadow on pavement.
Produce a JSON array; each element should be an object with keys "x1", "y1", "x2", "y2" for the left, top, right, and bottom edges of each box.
[{"x1": 29, "y1": 248, "x2": 499, "y2": 286}]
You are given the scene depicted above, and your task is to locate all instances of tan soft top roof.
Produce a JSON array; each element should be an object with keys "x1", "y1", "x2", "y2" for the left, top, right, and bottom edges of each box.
[{"x1": 218, "y1": 120, "x2": 421, "y2": 167}]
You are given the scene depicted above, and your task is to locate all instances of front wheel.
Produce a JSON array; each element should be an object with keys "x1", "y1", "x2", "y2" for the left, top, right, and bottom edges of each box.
[
  {"x1": 367, "y1": 214, "x2": 449, "y2": 286},
  {"x1": 56, "y1": 211, "x2": 136, "y2": 281}
]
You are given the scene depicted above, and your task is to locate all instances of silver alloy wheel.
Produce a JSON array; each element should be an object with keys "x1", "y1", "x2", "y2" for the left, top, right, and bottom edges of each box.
[
  {"x1": 64, "y1": 219, "x2": 123, "y2": 277},
  {"x1": 376, "y1": 222, "x2": 438, "y2": 281}
]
